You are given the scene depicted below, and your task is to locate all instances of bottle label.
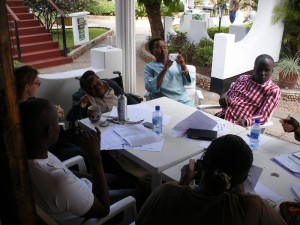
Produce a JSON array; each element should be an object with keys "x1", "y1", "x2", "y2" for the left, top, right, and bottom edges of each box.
[{"x1": 250, "y1": 132, "x2": 259, "y2": 139}]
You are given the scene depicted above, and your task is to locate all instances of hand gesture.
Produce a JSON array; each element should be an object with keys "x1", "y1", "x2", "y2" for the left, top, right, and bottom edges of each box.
[
  {"x1": 55, "y1": 105, "x2": 64, "y2": 119},
  {"x1": 79, "y1": 95, "x2": 90, "y2": 109},
  {"x1": 164, "y1": 59, "x2": 173, "y2": 70},
  {"x1": 175, "y1": 54, "x2": 186, "y2": 67},
  {"x1": 179, "y1": 160, "x2": 197, "y2": 186},
  {"x1": 77, "y1": 127, "x2": 101, "y2": 158},
  {"x1": 219, "y1": 94, "x2": 230, "y2": 109},
  {"x1": 280, "y1": 116, "x2": 300, "y2": 132}
]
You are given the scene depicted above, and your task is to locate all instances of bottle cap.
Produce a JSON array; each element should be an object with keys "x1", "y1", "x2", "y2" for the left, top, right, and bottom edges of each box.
[
  {"x1": 155, "y1": 105, "x2": 160, "y2": 111},
  {"x1": 255, "y1": 118, "x2": 260, "y2": 123}
]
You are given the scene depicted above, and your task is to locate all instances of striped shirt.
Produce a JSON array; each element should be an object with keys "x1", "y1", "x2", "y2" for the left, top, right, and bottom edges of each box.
[{"x1": 215, "y1": 74, "x2": 281, "y2": 126}]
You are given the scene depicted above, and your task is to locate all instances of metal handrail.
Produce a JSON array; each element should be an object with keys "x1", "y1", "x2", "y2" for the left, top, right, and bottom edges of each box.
[
  {"x1": 6, "y1": 4, "x2": 21, "y2": 61},
  {"x1": 47, "y1": 0, "x2": 67, "y2": 56}
]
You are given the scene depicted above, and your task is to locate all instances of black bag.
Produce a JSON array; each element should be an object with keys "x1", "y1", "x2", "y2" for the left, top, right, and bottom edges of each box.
[{"x1": 125, "y1": 93, "x2": 143, "y2": 105}]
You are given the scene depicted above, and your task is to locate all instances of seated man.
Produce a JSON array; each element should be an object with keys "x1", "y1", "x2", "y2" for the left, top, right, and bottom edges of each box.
[
  {"x1": 280, "y1": 116, "x2": 300, "y2": 141},
  {"x1": 67, "y1": 70, "x2": 141, "y2": 122},
  {"x1": 215, "y1": 54, "x2": 281, "y2": 127},
  {"x1": 20, "y1": 98, "x2": 145, "y2": 224},
  {"x1": 144, "y1": 37, "x2": 194, "y2": 106},
  {"x1": 136, "y1": 135, "x2": 287, "y2": 225}
]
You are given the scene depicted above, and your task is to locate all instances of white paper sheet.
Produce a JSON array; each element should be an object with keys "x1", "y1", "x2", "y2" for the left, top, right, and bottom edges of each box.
[
  {"x1": 110, "y1": 104, "x2": 171, "y2": 125},
  {"x1": 171, "y1": 111, "x2": 218, "y2": 137},
  {"x1": 254, "y1": 182, "x2": 282, "y2": 203},
  {"x1": 113, "y1": 124, "x2": 162, "y2": 147},
  {"x1": 101, "y1": 124, "x2": 164, "y2": 151},
  {"x1": 244, "y1": 165, "x2": 263, "y2": 193}
]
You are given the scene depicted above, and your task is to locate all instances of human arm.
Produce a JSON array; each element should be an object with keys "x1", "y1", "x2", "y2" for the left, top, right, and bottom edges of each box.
[
  {"x1": 280, "y1": 116, "x2": 300, "y2": 141},
  {"x1": 175, "y1": 54, "x2": 191, "y2": 83},
  {"x1": 219, "y1": 93, "x2": 231, "y2": 109},
  {"x1": 77, "y1": 128, "x2": 110, "y2": 218},
  {"x1": 179, "y1": 160, "x2": 197, "y2": 186},
  {"x1": 244, "y1": 88, "x2": 281, "y2": 126},
  {"x1": 55, "y1": 105, "x2": 64, "y2": 119},
  {"x1": 144, "y1": 62, "x2": 172, "y2": 93}
]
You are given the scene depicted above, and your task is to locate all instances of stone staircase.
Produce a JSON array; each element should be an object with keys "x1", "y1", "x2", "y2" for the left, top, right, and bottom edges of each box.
[{"x1": 6, "y1": 0, "x2": 72, "y2": 69}]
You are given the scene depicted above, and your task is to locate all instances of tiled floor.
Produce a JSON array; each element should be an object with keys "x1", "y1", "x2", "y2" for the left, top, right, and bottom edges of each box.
[{"x1": 39, "y1": 16, "x2": 300, "y2": 146}]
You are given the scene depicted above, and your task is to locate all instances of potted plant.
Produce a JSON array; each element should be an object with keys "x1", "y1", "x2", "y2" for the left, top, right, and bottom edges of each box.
[{"x1": 275, "y1": 52, "x2": 300, "y2": 89}]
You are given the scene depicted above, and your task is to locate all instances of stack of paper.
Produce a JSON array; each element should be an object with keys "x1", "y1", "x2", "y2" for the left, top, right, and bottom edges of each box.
[
  {"x1": 272, "y1": 153, "x2": 300, "y2": 178},
  {"x1": 101, "y1": 124, "x2": 164, "y2": 151}
]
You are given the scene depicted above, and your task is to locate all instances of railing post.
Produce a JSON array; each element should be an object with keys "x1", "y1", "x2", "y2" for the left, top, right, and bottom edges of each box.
[
  {"x1": 14, "y1": 21, "x2": 21, "y2": 61},
  {"x1": 60, "y1": 16, "x2": 67, "y2": 56}
]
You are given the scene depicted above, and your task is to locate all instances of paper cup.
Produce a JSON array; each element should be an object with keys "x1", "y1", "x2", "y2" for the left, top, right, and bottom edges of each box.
[{"x1": 87, "y1": 105, "x2": 101, "y2": 123}]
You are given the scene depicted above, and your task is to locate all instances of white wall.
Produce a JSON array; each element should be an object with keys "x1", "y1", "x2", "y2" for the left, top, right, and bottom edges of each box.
[{"x1": 211, "y1": 0, "x2": 284, "y2": 80}]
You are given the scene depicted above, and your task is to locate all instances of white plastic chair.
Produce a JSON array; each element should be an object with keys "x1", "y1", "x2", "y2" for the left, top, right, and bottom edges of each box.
[{"x1": 36, "y1": 156, "x2": 137, "y2": 225}]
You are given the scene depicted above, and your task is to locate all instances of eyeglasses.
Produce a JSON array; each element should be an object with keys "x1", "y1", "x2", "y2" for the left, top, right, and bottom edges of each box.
[{"x1": 31, "y1": 80, "x2": 41, "y2": 87}]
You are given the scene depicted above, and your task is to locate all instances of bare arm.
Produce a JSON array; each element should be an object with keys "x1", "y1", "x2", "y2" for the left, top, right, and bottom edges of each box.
[
  {"x1": 156, "y1": 60, "x2": 173, "y2": 89},
  {"x1": 77, "y1": 128, "x2": 110, "y2": 218}
]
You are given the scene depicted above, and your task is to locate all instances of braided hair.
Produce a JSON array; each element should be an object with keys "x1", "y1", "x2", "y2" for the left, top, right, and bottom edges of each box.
[{"x1": 200, "y1": 134, "x2": 253, "y2": 195}]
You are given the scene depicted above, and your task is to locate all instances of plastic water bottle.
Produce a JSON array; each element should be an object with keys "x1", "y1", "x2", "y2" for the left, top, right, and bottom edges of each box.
[
  {"x1": 152, "y1": 105, "x2": 163, "y2": 135},
  {"x1": 117, "y1": 93, "x2": 127, "y2": 124},
  {"x1": 249, "y1": 118, "x2": 260, "y2": 150}
]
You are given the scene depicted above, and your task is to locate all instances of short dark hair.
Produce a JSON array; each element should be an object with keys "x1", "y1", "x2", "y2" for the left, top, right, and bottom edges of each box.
[
  {"x1": 201, "y1": 134, "x2": 253, "y2": 194},
  {"x1": 14, "y1": 65, "x2": 38, "y2": 98},
  {"x1": 148, "y1": 37, "x2": 164, "y2": 53},
  {"x1": 254, "y1": 54, "x2": 274, "y2": 66},
  {"x1": 20, "y1": 98, "x2": 57, "y2": 143},
  {"x1": 79, "y1": 70, "x2": 97, "y2": 93}
]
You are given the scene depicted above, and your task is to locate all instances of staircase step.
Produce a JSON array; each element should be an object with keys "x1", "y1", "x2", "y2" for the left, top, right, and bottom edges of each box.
[
  {"x1": 9, "y1": 6, "x2": 29, "y2": 13},
  {"x1": 12, "y1": 33, "x2": 52, "y2": 44},
  {"x1": 17, "y1": 41, "x2": 59, "y2": 53},
  {"x1": 14, "y1": 13, "x2": 34, "y2": 20},
  {"x1": 17, "y1": 48, "x2": 65, "y2": 62},
  {"x1": 6, "y1": 0, "x2": 24, "y2": 7},
  {"x1": 12, "y1": 19, "x2": 41, "y2": 28},
  {"x1": 22, "y1": 56, "x2": 73, "y2": 69},
  {"x1": 18, "y1": 26, "x2": 46, "y2": 36}
]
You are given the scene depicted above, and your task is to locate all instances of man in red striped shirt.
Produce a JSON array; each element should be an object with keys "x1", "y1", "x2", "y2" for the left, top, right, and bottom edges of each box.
[{"x1": 215, "y1": 54, "x2": 281, "y2": 127}]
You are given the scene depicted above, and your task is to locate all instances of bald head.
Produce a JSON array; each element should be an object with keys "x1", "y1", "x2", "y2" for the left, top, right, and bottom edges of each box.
[{"x1": 20, "y1": 98, "x2": 60, "y2": 157}]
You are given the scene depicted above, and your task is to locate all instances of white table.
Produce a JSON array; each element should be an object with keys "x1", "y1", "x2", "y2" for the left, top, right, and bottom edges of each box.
[
  {"x1": 79, "y1": 97, "x2": 246, "y2": 190},
  {"x1": 163, "y1": 129, "x2": 300, "y2": 208}
]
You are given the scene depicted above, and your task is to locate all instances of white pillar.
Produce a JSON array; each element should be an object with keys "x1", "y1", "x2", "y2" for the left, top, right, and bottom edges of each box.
[{"x1": 115, "y1": 0, "x2": 136, "y2": 94}]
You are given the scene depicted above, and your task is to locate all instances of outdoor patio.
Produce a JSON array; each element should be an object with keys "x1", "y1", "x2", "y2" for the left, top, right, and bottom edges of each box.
[{"x1": 38, "y1": 16, "x2": 300, "y2": 145}]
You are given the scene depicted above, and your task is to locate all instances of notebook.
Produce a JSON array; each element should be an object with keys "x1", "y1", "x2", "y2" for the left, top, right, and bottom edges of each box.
[{"x1": 186, "y1": 128, "x2": 217, "y2": 140}]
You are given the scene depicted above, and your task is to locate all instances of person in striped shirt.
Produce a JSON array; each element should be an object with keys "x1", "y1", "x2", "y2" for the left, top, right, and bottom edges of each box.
[{"x1": 215, "y1": 54, "x2": 281, "y2": 127}]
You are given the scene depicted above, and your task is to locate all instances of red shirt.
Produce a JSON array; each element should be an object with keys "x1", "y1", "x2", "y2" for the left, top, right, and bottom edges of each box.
[{"x1": 215, "y1": 74, "x2": 281, "y2": 126}]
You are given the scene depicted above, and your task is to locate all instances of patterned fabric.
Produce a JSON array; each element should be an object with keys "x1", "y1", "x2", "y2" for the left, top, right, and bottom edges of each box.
[{"x1": 215, "y1": 74, "x2": 281, "y2": 126}]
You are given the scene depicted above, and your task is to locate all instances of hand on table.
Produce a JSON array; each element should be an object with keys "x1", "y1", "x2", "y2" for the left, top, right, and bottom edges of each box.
[
  {"x1": 219, "y1": 94, "x2": 230, "y2": 109},
  {"x1": 236, "y1": 119, "x2": 247, "y2": 127}
]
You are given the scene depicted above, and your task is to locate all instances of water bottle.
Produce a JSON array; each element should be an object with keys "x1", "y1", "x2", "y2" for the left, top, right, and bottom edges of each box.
[
  {"x1": 117, "y1": 93, "x2": 127, "y2": 124},
  {"x1": 249, "y1": 118, "x2": 260, "y2": 150},
  {"x1": 152, "y1": 105, "x2": 163, "y2": 135}
]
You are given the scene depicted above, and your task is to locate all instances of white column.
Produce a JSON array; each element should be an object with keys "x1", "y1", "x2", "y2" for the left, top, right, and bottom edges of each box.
[{"x1": 115, "y1": 0, "x2": 136, "y2": 94}]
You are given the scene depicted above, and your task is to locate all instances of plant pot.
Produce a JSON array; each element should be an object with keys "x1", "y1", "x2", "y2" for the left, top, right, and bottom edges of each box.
[{"x1": 278, "y1": 72, "x2": 298, "y2": 89}]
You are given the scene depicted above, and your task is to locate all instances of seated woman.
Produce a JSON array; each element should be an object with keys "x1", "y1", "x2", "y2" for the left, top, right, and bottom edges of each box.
[
  {"x1": 136, "y1": 134, "x2": 287, "y2": 225},
  {"x1": 144, "y1": 38, "x2": 194, "y2": 107}
]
